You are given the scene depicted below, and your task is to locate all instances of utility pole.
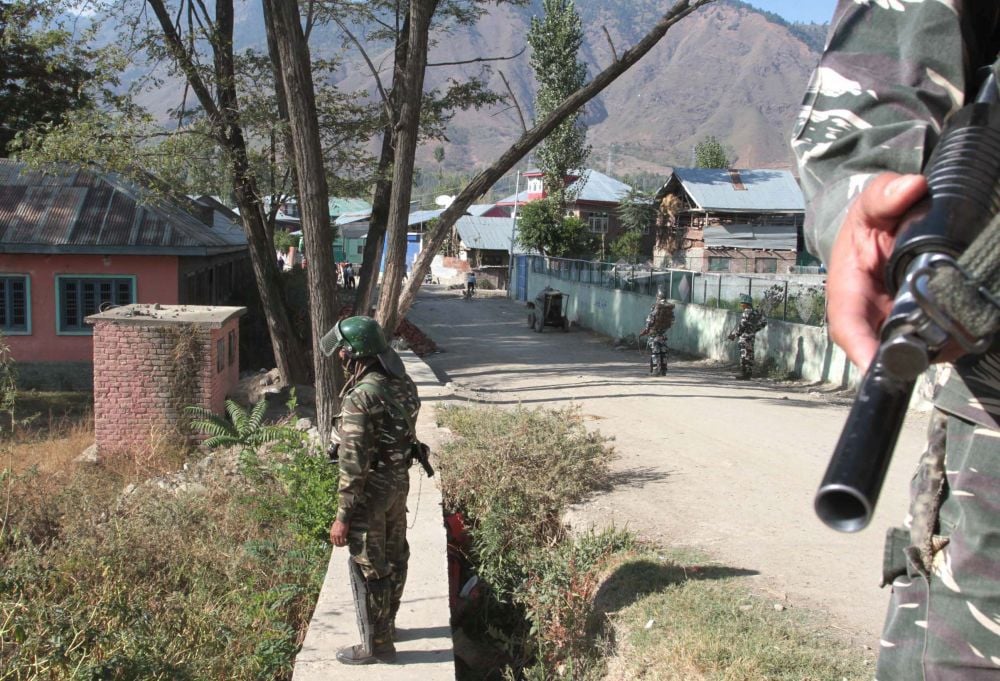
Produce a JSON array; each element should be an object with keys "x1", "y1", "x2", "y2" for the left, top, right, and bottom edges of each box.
[{"x1": 507, "y1": 169, "x2": 522, "y2": 298}]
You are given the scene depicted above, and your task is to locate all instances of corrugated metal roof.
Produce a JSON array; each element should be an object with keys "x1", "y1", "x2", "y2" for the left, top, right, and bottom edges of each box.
[
  {"x1": 455, "y1": 216, "x2": 526, "y2": 252},
  {"x1": 671, "y1": 168, "x2": 805, "y2": 212},
  {"x1": 495, "y1": 168, "x2": 633, "y2": 205},
  {"x1": 0, "y1": 160, "x2": 246, "y2": 255},
  {"x1": 703, "y1": 223, "x2": 797, "y2": 250},
  {"x1": 329, "y1": 197, "x2": 371, "y2": 216},
  {"x1": 408, "y1": 209, "x2": 444, "y2": 226},
  {"x1": 467, "y1": 204, "x2": 493, "y2": 217}
]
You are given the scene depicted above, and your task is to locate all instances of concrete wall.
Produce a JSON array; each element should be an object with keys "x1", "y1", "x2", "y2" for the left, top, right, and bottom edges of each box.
[{"x1": 526, "y1": 268, "x2": 860, "y2": 387}]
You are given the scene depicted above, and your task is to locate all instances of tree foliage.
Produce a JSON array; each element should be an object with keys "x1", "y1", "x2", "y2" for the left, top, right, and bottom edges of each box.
[
  {"x1": 528, "y1": 0, "x2": 591, "y2": 204},
  {"x1": 0, "y1": 0, "x2": 120, "y2": 156},
  {"x1": 694, "y1": 135, "x2": 731, "y2": 168},
  {"x1": 516, "y1": 197, "x2": 592, "y2": 257}
]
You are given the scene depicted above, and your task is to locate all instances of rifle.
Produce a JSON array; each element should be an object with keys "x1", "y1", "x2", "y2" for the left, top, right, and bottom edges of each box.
[
  {"x1": 410, "y1": 441, "x2": 435, "y2": 478},
  {"x1": 815, "y1": 71, "x2": 1000, "y2": 533}
]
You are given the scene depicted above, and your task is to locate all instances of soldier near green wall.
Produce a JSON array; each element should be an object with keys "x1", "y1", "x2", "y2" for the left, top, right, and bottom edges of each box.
[
  {"x1": 321, "y1": 316, "x2": 421, "y2": 665},
  {"x1": 728, "y1": 294, "x2": 766, "y2": 380}
]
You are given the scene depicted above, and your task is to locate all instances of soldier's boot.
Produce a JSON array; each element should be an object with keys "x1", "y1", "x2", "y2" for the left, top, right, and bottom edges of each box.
[
  {"x1": 337, "y1": 560, "x2": 397, "y2": 665},
  {"x1": 387, "y1": 566, "x2": 408, "y2": 640}
]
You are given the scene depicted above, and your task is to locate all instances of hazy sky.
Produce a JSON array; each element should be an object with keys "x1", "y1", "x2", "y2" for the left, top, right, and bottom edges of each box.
[{"x1": 747, "y1": 0, "x2": 838, "y2": 24}]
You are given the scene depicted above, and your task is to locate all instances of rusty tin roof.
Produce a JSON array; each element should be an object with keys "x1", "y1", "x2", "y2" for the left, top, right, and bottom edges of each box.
[{"x1": 0, "y1": 160, "x2": 247, "y2": 256}]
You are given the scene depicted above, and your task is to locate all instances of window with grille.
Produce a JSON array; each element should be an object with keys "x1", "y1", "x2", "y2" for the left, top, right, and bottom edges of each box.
[
  {"x1": 0, "y1": 276, "x2": 29, "y2": 334},
  {"x1": 57, "y1": 276, "x2": 135, "y2": 333},
  {"x1": 708, "y1": 257, "x2": 731, "y2": 272},
  {"x1": 587, "y1": 212, "x2": 609, "y2": 234}
]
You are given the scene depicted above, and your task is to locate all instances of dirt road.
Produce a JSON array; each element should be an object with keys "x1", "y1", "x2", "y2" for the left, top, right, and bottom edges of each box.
[{"x1": 408, "y1": 287, "x2": 930, "y2": 645}]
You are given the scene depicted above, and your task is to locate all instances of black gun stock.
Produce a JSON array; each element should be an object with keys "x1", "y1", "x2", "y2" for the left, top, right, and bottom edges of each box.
[{"x1": 815, "y1": 73, "x2": 1000, "y2": 532}]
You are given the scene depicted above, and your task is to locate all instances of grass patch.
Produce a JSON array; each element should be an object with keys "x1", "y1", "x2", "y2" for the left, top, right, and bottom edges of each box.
[
  {"x1": 601, "y1": 550, "x2": 874, "y2": 681},
  {"x1": 1, "y1": 411, "x2": 336, "y2": 678}
]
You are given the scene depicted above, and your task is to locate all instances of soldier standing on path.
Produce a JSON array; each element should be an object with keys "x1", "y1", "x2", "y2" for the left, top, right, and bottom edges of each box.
[
  {"x1": 321, "y1": 316, "x2": 421, "y2": 665},
  {"x1": 793, "y1": 2, "x2": 1000, "y2": 679},
  {"x1": 639, "y1": 287, "x2": 675, "y2": 376},
  {"x1": 728, "y1": 294, "x2": 766, "y2": 380}
]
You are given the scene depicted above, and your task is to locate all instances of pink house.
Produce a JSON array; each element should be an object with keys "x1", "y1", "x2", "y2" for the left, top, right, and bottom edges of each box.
[{"x1": 0, "y1": 160, "x2": 250, "y2": 389}]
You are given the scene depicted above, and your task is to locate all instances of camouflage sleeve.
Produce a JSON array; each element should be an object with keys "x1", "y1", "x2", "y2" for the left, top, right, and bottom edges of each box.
[
  {"x1": 791, "y1": 1, "x2": 987, "y2": 265},
  {"x1": 335, "y1": 390, "x2": 384, "y2": 523}
]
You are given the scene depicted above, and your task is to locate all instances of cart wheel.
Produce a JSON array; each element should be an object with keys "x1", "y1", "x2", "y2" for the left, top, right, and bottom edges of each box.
[
  {"x1": 527, "y1": 312, "x2": 536, "y2": 329},
  {"x1": 561, "y1": 316, "x2": 569, "y2": 332}
]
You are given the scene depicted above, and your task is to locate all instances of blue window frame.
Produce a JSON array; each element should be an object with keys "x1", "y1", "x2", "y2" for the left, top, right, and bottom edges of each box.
[
  {"x1": 0, "y1": 275, "x2": 30, "y2": 334},
  {"x1": 57, "y1": 276, "x2": 135, "y2": 334}
]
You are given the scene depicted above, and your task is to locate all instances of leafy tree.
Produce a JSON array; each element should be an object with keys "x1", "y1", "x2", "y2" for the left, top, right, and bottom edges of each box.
[
  {"x1": 528, "y1": 0, "x2": 591, "y2": 206},
  {"x1": 618, "y1": 188, "x2": 657, "y2": 233},
  {"x1": 611, "y1": 229, "x2": 643, "y2": 263},
  {"x1": 0, "y1": 0, "x2": 118, "y2": 156},
  {"x1": 694, "y1": 135, "x2": 731, "y2": 168},
  {"x1": 516, "y1": 197, "x2": 592, "y2": 257}
]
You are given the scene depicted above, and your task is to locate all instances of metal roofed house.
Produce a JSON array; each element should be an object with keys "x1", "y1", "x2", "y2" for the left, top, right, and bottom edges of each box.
[
  {"x1": 0, "y1": 159, "x2": 251, "y2": 389},
  {"x1": 454, "y1": 215, "x2": 531, "y2": 289},
  {"x1": 653, "y1": 167, "x2": 807, "y2": 274},
  {"x1": 483, "y1": 169, "x2": 651, "y2": 260}
]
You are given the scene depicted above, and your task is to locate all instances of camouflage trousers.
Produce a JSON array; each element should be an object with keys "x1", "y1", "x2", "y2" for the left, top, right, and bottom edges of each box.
[
  {"x1": 877, "y1": 409, "x2": 1000, "y2": 680},
  {"x1": 738, "y1": 336, "x2": 755, "y2": 375},
  {"x1": 347, "y1": 479, "x2": 410, "y2": 582}
]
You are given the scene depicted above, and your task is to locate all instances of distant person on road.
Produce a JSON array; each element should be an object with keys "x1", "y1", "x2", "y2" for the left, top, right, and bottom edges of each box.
[
  {"x1": 727, "y1": 294, "x2": 766, "y2": 380},
  {"x1": 321, "y1": 316, "x2": 421, "y2": 665},
  {"x1": 640, "y1": 287, "x2": 674, "y2": 376},
  {"x1": 466, "y1": 270, "x2": 476, "y2": 296},
  {"x1": 792, "y1": 2, "x2": 1000, "y2": 679},
  {"x1": 344, "y1": 262, "x2": 356, "y2": 290}
]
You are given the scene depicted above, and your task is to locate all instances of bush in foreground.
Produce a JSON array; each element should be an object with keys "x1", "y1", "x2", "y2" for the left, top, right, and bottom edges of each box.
[{"x1": 0, "y1": 428, "x2": 336, "y2": 679}]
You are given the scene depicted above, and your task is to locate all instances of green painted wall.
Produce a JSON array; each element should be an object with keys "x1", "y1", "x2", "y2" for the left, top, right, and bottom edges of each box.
[{"x1": 526, "y1": 268, "x2": 860, "y2": 387}]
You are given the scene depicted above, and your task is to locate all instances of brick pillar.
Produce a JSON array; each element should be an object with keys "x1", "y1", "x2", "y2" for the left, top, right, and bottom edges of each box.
[{"x1": 88, "y1": 305, "x2": 246, "y2": 459}]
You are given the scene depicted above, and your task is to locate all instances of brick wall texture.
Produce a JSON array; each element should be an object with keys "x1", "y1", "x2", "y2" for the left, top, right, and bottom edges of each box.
[{"x1": 92, "y1": 318, "x2": 240, "y2": 457}]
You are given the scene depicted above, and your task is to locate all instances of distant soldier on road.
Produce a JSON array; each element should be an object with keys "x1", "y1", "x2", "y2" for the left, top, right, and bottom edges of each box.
[
  {"x1": 322, "y1": 316, "x2": 421, "y2": 665},
  {"x1": 640, "y1": 287, "x2": 675, "y2": 376},
  {"x1": 728, "y1": 294, "x2": 766, "y2": 380}
]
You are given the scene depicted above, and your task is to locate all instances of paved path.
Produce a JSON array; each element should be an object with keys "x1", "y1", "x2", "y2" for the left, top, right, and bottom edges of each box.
[
  {"x1": 293, "y1": 352, "x2": 454, "y2": 680},
  {"x1": 408, "y1": 287, "x2": 929, "y2": 645}
]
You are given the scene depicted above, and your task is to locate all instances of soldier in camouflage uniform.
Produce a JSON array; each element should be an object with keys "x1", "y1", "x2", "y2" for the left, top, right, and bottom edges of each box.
[
  {"x1": 641, "y1": 288, "x2": 674, "y2": 376},
  {"x1": 793, "y1": 3, "x2": 1000, "y2": 678},
  {"x1": 321, "y1": 316, "x2": 421, "y2": 665},
  {"x1": 728, "y1": 294, "x2": 766, "y2": 380}
]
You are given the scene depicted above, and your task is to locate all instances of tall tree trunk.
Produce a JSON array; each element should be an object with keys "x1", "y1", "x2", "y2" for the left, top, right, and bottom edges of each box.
[
  {"x1": 353, "y1": 125, "x2": 393, "y2": 315},
  {"x1": 145, "y1": 0, "x2": 310, "y2": 385},
  {"x1": 395, "y1": 0, "x2": 714, "y2": 321},
  {"x1": 375, "y1": 0, "x2": 438, "y2": 335},
  {"x1": 265, "y1": 0, "x2": 340, "y2": 443}
]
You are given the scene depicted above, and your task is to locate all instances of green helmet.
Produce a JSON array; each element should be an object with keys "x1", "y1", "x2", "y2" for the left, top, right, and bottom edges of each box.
[
  {"x1": 320, "y1": 316, "x2": 388, "y2": 358},
  {"x1": 739, "y1": 294, "x2": 753, "y2": 306},
  {"x1": 320, "y1": 315, "x2": 406, "y2": 377}
]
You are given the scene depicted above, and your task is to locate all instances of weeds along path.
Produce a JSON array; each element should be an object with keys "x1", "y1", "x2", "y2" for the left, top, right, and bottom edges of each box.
[{"x1": 408, "y1": 286, "x2": 929, "y2": 647}]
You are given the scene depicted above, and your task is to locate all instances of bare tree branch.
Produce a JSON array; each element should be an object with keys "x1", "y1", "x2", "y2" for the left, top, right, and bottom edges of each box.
[
  {"x1": 427, "y1": 46, "x2": 525, "y2": 68},
  {"x1": 332, "y1": 16, "x2": 394, "y2": 126},
  {"x1": 498, "y1": 69, "x2": 527, "y2": 134},
  {"x1": 602, "y1": 25, "x2": 618, "y2": 62},
  {"x1": 397, "y1": 0, "x2": 716, "y2": 318}
]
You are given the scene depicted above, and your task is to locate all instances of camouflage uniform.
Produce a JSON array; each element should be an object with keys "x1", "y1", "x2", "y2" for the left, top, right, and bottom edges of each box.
[
  {"x1": 647, "y1": 333, "x2": 668, "y2": 375},
  {"x1": 729, "y1": 306, "x2": 766, "y2": 379},
  {"x1": 793, "y1": 3, "x2": 1000, "y2": 678},
  {"x1": 335, "y1": 368, "x2": 420, "y2": 651}
]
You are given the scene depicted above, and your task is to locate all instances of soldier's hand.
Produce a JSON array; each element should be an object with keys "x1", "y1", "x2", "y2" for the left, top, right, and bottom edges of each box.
[
  {"x1": 827, "y1": 173, "x2": 927, "y2": 372},
  {"x1": 330, "y1": 519, "x2": 349, "y2": 547}
]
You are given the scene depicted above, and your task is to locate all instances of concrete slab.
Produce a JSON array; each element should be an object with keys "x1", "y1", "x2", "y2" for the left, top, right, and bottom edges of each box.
[{"x1": 293, "y1": 350, "x2": 455, "y2": 680}]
